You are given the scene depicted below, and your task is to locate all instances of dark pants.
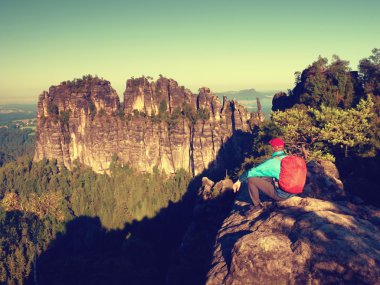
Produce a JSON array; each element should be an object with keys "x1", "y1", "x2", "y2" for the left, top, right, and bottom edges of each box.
[{"x1": 247, "y1": 177, "x2": 286, "y2": 206}]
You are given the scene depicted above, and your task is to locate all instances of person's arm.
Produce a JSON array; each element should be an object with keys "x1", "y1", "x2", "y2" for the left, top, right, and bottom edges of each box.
[
  {"x1": 233, "y1": 179, "x2": 241, "y2": 192},
  {"x1": 233, "y1": 158, "x2": 280, "y2": 192},
  {"x1": 243, "y1": 158, "x2": 280, "y2": 180},
  {"x1": 233, "y1": 169, "x2": 249, "y2": 192}
]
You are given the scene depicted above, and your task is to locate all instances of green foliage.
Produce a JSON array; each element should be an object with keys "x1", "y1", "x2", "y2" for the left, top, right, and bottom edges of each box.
[
  {"x1": 0, "y1": 128, "x2": 35, "y2": 165},
  {"x1": 159, "y1": 99, "x2": 167, "y2": 114},
  {"x1": 0, "y1": 208, "x2": 64, "y2": 285},
  {"x1": 0, "y1": 152, "x2": 13, "y2": 167},
  {"x1": 275, "y1": 55, "x2": 366, "y2": 111},
  {"x1": 0, "y1": 157, "x2": 192, "y2": 283},
  {"x1": 271, "y1": 107, "x2": 326, "y2": 159},
  {"x1": 63, "y1": 74, "x2": 102, "y2": 89},
  {"x1": 359, "y1": 48, "x2": 380, "y2": 96},
  {"x1": 358, "y1": 49, "x2": 380, "y2": 156},
  {"x1": 119, "y1": 109, "x2": 125, "y2": 118},
  {"x1": 196, "y1": 108, "x2": 210, "y2": 121},
  {"x1": 252, "y1": 120, "x2": 283, "y2": 156},
  {"x1": 59, "y1": 109, "x2": 71, "y2": 125},
  {"x1": 88, "y1": 100, "x2": 96, "y2": 119},
  {"x1": 156, "y1": 99, "x2": 169, "y2": 122},
  {"x1": 271, "y1": 96, "x2": 374, "y2": 160},
  {"x1": 167, "y1": 107, "x2": 181, "y2": 130},
  {"x1": 47, "y1": 102, "x2": 58, "y2": 116},
  {"x1": 0, "y1": 158, "x2": 191, "y2": 228},
  {"x1": 277, "y1": 49, "x2": 379, "y2": 113},
  {"x1": 296, "y1": 55, "x2": 361, "y2": 108},
  {"x1": 98, "y1": 108, "x2": 106, "y2": 117},
  {"x1": 272, "y1": 49, "x2": 379, "y2": 158},
  {"x1": 172, "y1": 106, "x2": 182, "y2": 118},
  {"x1": 147, "y1": 101, "x2": 212, "y2": 128},
  {"x1": 181, "y1": 102, "x2": 197, "y2": 125},
  {"x1": 314, "y1": 97, "x2": 373, "y2": 157}
]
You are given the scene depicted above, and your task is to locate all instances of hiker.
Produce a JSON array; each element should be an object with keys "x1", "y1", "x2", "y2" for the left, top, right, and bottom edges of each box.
[{"x1": 233, "y1": 138, "x2": 300, "y2": 212}]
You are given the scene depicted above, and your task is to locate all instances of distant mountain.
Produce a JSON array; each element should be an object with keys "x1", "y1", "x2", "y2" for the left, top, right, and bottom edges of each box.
[
  {"x1": 0, "y1": 104, "x2": 36, "y2": 124},
  {"x1": 216, "y1": 89, "x2": 276, "y2": 116},
  {"x1": 0, "y1": 104, "x2": 36, "y2": 113},
  {"x1": 216, "y1": 88, "x2": 260, "y2": 99}
]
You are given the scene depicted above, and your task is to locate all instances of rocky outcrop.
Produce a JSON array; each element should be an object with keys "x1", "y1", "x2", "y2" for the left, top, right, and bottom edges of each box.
[
  {"x1": 168, "y1": 161, "x2": 380, "y2": 284},
  {"x1": 124, "y1": 76, "x2": 195, "y2": 116},
  {"x1": 34, "y1": 76, "x2": 260, "y2": 175},
  {"x1": 205, "y1": 161, "x2": 380, "y2": 285}
]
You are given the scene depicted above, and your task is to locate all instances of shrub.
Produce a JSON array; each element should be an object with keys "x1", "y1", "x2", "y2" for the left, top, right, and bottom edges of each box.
[
  {"x1": 59, "y1": 110, "x2": 71, "y2": 125},
  {"x1": 271, "y1": 96, "x2": 374, "y2": 160},
  {"x1": 117, "y1": 109, "x2": 125, "y2": 119},
  {"x1": 159, "y1": 99, "x2": 167, "y2": 114},
  {"x1": 196, "y1": 108, "x2": 210, "y2": 121},
  {"x1": 98, "y1": 108, "x2": 106, "y2": 117},
  {"x1": 181, "y1": 102, "x2": 197, "y2": 125},
  {"x1": 88, "y1": 100, "x2": 96, "y2": 119},
  {"x1": 47, "y1": 102, "x2": 58, "y2": 116}
]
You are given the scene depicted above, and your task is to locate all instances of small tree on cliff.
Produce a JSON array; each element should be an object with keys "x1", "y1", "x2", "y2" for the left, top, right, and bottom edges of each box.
[
  {"x1": 159, "y1": 99, "x2": 167, "y2": 113},
  {"x1": 271, "y1": 107, "x2": 328, "y2": 160},
  {"x1": 196, "y1": 108, "x2": 210, "y2": 121},
  {"x1": 181, "y1": 102, "x2": 197, "y2": 125},
  {"x1": 314, "y1": 96, "x2": 373, "y2": 157},
  {"x1": 271, "y1": 96, "x2": 374, "y2": 160}
]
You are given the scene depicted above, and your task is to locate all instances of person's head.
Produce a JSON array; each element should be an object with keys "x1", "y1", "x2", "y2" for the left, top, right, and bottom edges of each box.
[{"x1": 269, "y1": 138, "x2": 285, "y2": 152}]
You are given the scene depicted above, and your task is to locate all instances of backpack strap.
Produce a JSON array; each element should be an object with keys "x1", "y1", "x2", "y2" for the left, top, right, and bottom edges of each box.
[
  {"x1": 272, "y1": 156, "x2": 283, "y2": 184},
  {"x1": 272, "y1": 178, "x2": 280, "y2": 188}
]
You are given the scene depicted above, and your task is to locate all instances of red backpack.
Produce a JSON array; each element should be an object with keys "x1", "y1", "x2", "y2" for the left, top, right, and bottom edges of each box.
[{"x1": 276, "y1": 156, "x2": 307, "y2": 194}]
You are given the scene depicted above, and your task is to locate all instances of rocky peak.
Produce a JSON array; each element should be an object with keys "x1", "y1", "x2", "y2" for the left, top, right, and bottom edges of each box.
[
  {"x1": 123, "y1": 76, "x2": 195, "y2": 116},
  {"x1": 34, "y1": 75, "x2": 258, "y2": 174},
  {"x1": 38, "y1": 76, "x2": 120, "y2": 119},
  {"x1": 197, "y1": 87, "x2": 222, "y2": 120}
]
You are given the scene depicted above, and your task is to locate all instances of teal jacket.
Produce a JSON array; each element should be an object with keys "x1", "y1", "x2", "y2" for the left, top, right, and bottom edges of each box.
[{"x1": 239, "y1": 151, "x2": 286, "y2": 182}]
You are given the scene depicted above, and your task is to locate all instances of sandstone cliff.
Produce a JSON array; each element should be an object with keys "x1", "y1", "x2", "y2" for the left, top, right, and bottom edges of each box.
[
  {"x1": 34, "y1": 76, "x2": 260, "y2": 175},
  {"x1": 168, "y1": 161, "x2": 380, "y2": 285}
]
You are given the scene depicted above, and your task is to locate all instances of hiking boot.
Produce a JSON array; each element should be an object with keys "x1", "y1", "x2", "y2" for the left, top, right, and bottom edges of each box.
[{"x1": 244, "y1": 203, "x2": 263, "y2": 216}]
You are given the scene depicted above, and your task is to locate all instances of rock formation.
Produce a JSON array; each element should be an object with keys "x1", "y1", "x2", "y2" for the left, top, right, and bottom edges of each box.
[
  {"x1": 168, "y1": 161, "x2": 380, "y2": 284},
  {"x1": 34, "y1": 76, "x2": 261, "y2": 175}
]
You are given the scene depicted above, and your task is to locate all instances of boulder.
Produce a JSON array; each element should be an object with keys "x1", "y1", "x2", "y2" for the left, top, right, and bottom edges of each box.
[{"x1": 205, "y1": 161, "x2": 380, "y2": 284}]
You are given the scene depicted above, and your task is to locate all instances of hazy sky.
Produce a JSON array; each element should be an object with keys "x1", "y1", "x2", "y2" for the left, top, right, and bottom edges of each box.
[{"x1": 0, "y1": 0, "x2": 379, "y2": 103}]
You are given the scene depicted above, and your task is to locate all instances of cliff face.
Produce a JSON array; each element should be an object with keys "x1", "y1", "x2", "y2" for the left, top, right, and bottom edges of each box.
[
  {"x1": 34, "y1": 76, "x2": 257, "y2": 175},
  {"x1": 167, "y1": 161, "x2": 380, "y2": 285}
]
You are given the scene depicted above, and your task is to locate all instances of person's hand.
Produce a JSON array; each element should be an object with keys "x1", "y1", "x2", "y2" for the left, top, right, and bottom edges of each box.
[{"x1": 233, "y1": 180, "x2": 241, "y2": 193}]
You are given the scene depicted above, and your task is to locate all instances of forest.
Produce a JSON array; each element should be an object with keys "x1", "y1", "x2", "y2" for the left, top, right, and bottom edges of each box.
[
  {"x1": 0, "y1": 128, "x2": 35, "y2": 166},
  {"x1": 0, "y1": 157, "x2": 194, "y2": 284},
  {"x1": 0, "y1": 48, "x2": 379, "y2": 284}
]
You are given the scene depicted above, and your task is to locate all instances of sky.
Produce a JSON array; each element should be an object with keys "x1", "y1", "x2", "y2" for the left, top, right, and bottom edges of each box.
[{"x1": 0, "y1": 0, "x2": 379, "y2": 104}]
